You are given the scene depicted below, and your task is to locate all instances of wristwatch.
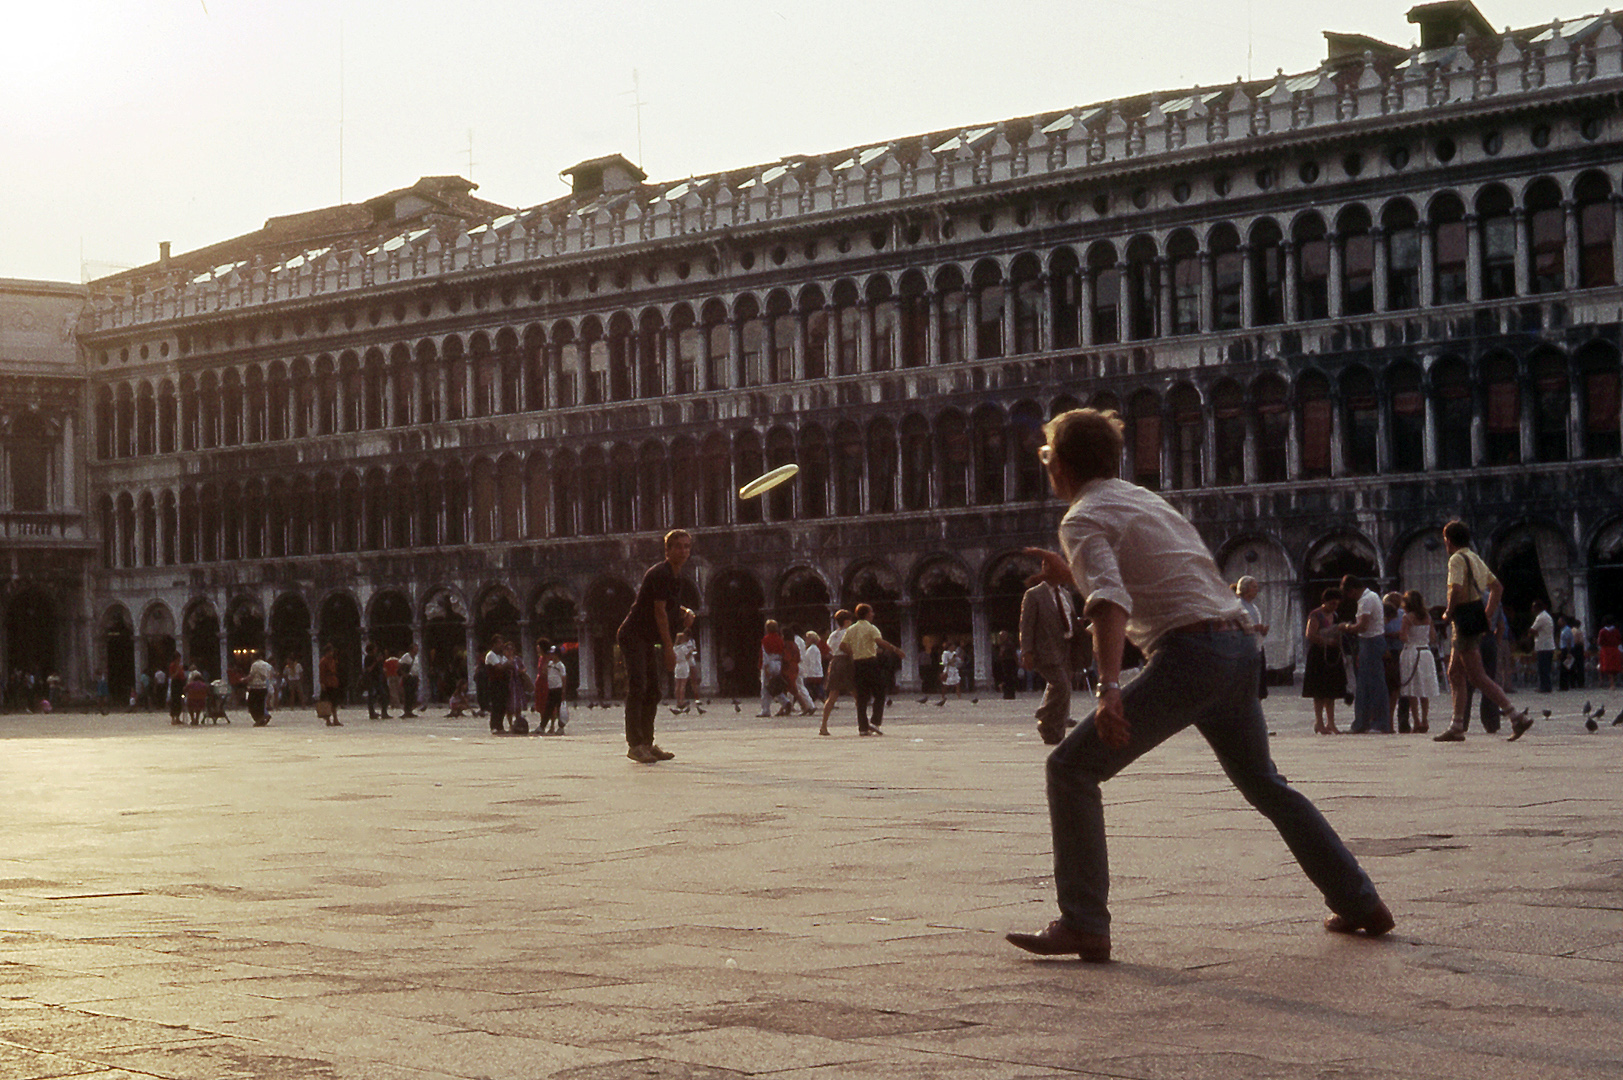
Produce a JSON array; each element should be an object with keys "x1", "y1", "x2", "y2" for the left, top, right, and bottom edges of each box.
[{"x1": 1101, "y1": 681, "x2": 1120, "y2": 691}]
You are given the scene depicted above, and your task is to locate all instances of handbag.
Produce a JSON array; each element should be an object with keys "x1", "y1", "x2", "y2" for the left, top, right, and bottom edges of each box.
[{"x1": 1452, "y1": 554, "x2": 1490, "y2": 637}]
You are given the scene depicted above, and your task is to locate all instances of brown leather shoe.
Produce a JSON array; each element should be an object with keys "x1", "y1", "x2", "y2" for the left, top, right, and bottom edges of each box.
[
  {"x1": 648, "y1": 744, "x2": 675, "y2": 761},
  {"x1": 1037, "y1": 720, "x2": 1065, "y2": 746},
  {"x1": 1324, "y1": 900, "x2": 1395, "y2": 937},
  {"x1": 1005, "y1": 919, "x2": 1110, "y2": 962}
]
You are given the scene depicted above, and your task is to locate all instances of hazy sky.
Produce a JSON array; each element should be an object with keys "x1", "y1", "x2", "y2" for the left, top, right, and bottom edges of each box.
[{"x1": 0, "y1": 0, "x2": 1576, "y2": 283}]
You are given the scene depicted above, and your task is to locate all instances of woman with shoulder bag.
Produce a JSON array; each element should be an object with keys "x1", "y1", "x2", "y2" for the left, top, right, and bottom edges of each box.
[{"x1": 1435, "y1": 521, "x2": 1529, "y2": 743}]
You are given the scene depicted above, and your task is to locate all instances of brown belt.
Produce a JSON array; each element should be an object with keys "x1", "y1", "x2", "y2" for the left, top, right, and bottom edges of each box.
[{"x1": 1167, "y1": 617, "x2": 1251, "y2": 636}]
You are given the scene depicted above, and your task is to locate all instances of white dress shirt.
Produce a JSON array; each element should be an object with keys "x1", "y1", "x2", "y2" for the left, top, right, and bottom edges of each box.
[{"x1": 1058, "y1": 478, "x2": 1246, "y2": 653}]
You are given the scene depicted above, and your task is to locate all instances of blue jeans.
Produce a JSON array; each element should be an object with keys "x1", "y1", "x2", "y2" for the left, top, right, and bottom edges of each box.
[
  {"x1": 1351, "y1": 636, "x2": 1390, "y2": 733},
  {"x1": 1045, "y1": 628, "x2": 1382, "y2": 936}
]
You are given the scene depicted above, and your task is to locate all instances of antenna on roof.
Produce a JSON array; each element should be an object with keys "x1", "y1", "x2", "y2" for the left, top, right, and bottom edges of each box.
[{"x1": 623, "y1": 69, "x2": 647, "y2": 169}]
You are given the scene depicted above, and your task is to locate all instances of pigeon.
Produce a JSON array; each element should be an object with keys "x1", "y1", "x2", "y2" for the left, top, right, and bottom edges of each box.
[
  {"x1": 1613, "y1": 707, "x2": 1623, "y2": 726},
  {"x1": 1583, "y1": 701, "x2": 1593, "y2": 716},
  {"x1": 694, "y1": 705, "x2": 705, "y2": 715},
  {"x1": 733, "y1": 700, "x2": 741, "y2": 713},
  {"x1": 1585, "y1": 717, "x2": 1598, "y2": 732},
  {"x1": 1542, "y1": 709, "x2": 1552, "y2": 719},
  {"x1": 970, "y1": 698, "x2": 979, "y2": 704},
  {"x1": 917, "y1": 697, "x2": 929, "y2": 705}
]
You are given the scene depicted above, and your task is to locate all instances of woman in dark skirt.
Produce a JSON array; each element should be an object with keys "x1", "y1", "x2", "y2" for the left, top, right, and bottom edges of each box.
[{"x1": 1302, "y1": 587, "x2": 1346, "y2": 734}]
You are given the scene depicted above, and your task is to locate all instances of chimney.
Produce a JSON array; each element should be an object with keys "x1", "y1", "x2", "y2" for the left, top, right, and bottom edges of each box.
[{"x1": 159, "y1": 241, "x2": 172, "y2": 267}]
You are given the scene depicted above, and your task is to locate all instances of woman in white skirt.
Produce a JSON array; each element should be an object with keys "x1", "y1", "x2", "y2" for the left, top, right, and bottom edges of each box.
[{"x1": 1398, "y1": 591, "x2": 1440, "y2": 733}]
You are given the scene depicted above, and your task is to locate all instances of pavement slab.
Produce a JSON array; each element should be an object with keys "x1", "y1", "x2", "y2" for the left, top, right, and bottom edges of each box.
[{"x1": 3, "y1": 690, "x2": 1621, "y2": 1078}]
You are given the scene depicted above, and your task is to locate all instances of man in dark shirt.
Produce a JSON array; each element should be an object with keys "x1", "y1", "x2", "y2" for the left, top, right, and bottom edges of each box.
[{"x1": 617, "y1": 530, "x2": 695, "y2": 763}]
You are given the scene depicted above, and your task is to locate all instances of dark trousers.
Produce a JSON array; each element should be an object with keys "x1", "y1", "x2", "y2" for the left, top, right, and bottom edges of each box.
[
  {"x1": 1537, "y1": 650, "x2": 1554, "y2": 692},
  {"x1": 247, "y1": 687, "x2": 269, "y2": 725},
  {"x1": 621, "y1": 635, "x2": 661, "y2": 747},
  {"x1": 853, "y1": 657, "x2": 886, "y2": 731},
  {"x1": 487, "y1": 677, "x2": 507, "y2": 732},
  {"x1": 402, "y1": 674, "x2": 418, "y2": 715}
]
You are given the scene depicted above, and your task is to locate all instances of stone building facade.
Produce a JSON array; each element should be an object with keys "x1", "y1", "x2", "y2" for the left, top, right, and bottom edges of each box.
[
  {"x1": 0, "y1": 277, "x2": 93, "y2": 700},
  {"x1": 76, "y1": 3, "x2": 1623, "y2": 701}
]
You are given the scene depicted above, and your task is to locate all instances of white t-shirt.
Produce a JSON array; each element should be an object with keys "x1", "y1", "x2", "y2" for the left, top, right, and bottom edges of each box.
[
  {"x1": 1531, "y1": 611, "x2": 1556, "y2": 652},
  {"x1": 247, "y1": 659, "x2": 275, "y2": 689},
  {"x1": 801, "y1": 640, "x2": 823, "y2": 679},
  {"x1": 1356, "y1": 590, "x2": 1385, "y2": 639},
  {"x1": 546, "y1": 658, "x2": 566, "y2": 689}
]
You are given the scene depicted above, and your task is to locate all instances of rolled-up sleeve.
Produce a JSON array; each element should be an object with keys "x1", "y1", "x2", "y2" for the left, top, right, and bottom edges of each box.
[{"x1": 1060, "y1": 513, "x2": 1133, "y2": 620}]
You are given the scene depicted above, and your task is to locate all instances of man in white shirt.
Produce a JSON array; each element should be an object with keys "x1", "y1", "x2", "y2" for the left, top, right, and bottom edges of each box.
[
  {"x1": 1005, "y1": 408, "x2": 1390, "y2": 963},
  {"x1": 245, "y1": 652, "x2": 276, "y2": 726},
  {"x1": 1530, "y1": 601, "x2": 1555, "y2": 692},
  {"x1": 1343, "y1": 576, "x2": 1391, "y2": 734}
]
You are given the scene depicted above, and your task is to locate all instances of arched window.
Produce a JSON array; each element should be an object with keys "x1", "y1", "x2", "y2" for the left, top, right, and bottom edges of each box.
[
  {"x1": 1248, "y1": 220, "x2": 1284, "y2": 326},
  {"x1": 608, "y1": 315, "x2": 635, "y2": 400},
  {"x1": 199, "y1": 371, "x2": 220, "y2": 448},
  {"x1": 443, "y1": 337, "x2": 467, "y2": 420},
  {"x1": 95, "y1": 386, "x2": 114, "y2": 460},
  {"x1": 1128, "y1": 389, "x2": 1162, "y2": 489},
  {"x1": 1293, "y1": 213, "x2": 1330, "y2": 320},
  {"x1": 671, "y1": 305, "x2": 699, "y2": 393},
  {"x1": 1168, "y1": 384, "x2": 1203, "y2": 489},
  {"x1": 934, "y1": 410, "x2": 969, "y2": 509},
  {"x1": 1010, "y1": 255, "x2": 1043, "y2": 354},
  {"x1": 1210, "y1": 225, "x2": 1242, "y2": 330},
  {"x1": 1167, "y1": 231, "x2": 1200, "y2": 334},
  {"x1": 972, "y1": 405, "x2": 1006, "y2": 504},
  {"x1": 1087, "y1": 242, "x2": 1120, "y2": 344},
  {"x1": 390, "y1": 465, "x2": 414, "y2": 549},
  {"x1": 865, "y1": 278, "x2": 896, "y2": 371},
  {"x1": 1483, "y1": 353, "x2": 1520, "y2": 464},
  {"x1": 833, "y1": 421, "x2": 863, "y2": 516},
  {"x1": 901, "y1": 414, "x2": 932, "y2": 510},
  {"x1": 1049, "y1": 249, "x2": 1082, "y2": 348},
  {"x1": 735, "y1": 296, "x2": 763, "y2": 386},
  {"x1": 499, "y1": 329, "x2": 523, "y2": 413},
  {"x1": 638, "y1": 442, "x2": 667, "y2": 532},
  {"x1": 1388, "y1": 363, "x2": 1425, "y2": 472},
  {"x1": 1578, "y1": 343, "x2": 1621, "y2": 457},
  {"x1": 1298, "y1": 371, "x2": 1333, "y2": 480},
  {"x1": 337, "y1": 473, "x2": 361, "y2": 551},
  {"x1": 551, "y1": 451, "x2": 577, "y2": 536},
  {"x1": 1530, "y1": 351, "x2": 1569, "y2": 462},
  {"x1": 1575, "y1": 172, "x2": 1616, "y2": 288},
  {"x1": 220, "y1": 369, "x2": 243, "y2": 446},
  {"x1": 1338, "y1": 206, "x2": 1375, "y2": 316},
  {"x1": 1125, "y1": 236, "x2": 1159, "y2": 340},
  {"x1": 670, "y1": 439, "x2": 699, "y2": 525},
  {"x1": 972, "y1": 261, "x2": 1004, "y2": 359},
  {"x1": 765, "y1": 427, "x2": 796, "y2": 521},
  {"x1": 734, "y1": 431, "x2": 763, "y2": 525},
  {"x1": 361, "y1": 348, "x2": 386, "y2": 428},
  {"x1": 1212, "y1": 380, "x2": 1245, "y2": 485},
  {"x1": 1431, "y1": 193, "x2": 1469, "y2": 304},
  {"x1": 414, "y1": 341, "x2": 439, "y2": 423},
  {"x1": 867, "y1": 418, "x2": 897, "y2": 514},
  {"x1": 136, "y1": 382, "x2": 155, "y2": 455},
  {"x1": 115, "y1": 384, "x2": 134, "y2": 457},
  {"x1": 831, "y1": 281, "x2": 860, "y2": 376},
  {"x1": 1010, "y1": 400, "x2": 1045, "y2": 500},
  {"x1": 579, "y1": 448, "x2": 607, "y2": 534},
  {"x1": 158, "y1": 380, "x2": 177, "y2": 453},
  {"x1": 9, "y1": 414, "x2": 51, "y2": 511},
  {"x1": 1526, "y1": 178, "x2": 1565, "y2": 295},
  {"x1": 1478, "y1": 186, "x2": 1516, "y2": 300},
  {"x1": 362, "y1": 468, "x2": 387, "y2": 550},
  {"x1": 1341, "y1": 367, "x2": 1378, "y2": 475},
  {"x1": 701, "y1": 434, "x2": 729, "y2": 526},
  {"x1": 581, "y1": 318, "x2": 608, "y2": 404},
  {"x1": 1253, "y1": 374, "x2": 1289, "y2": 483},
  {"x1": 498, "y1": 454, "x2": 523, "y2": 540},
  {"x1": 609, "y1": 444, "x2": 637, "y2": 532},
  {"x1": 798, "y1": 425, "x2": 829, "y2": 518},
  {"x1": 521, "y1": 327, "x2": 545, "y2": 411},
  {"x1": 766, "y1": 293, "x2": 794, "y2": 382},
  {"x1": 1432, "y1": 357, "x2": 1473, "y2": 470},
  {"x1": 898, "y1": 273, "x2": 928, "y2": 368},
  {"x1": 799, "y1": 287, "x2": 828, "y2": 380},
  {"x1": 1383, "y1": 200, "x2": 1421, "y2": 311}
]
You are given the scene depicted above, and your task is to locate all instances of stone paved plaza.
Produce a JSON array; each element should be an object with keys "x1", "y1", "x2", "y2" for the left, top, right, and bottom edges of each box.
[{"x1": 2, "y1": 686, "x2": 1621, "y2": 1079}]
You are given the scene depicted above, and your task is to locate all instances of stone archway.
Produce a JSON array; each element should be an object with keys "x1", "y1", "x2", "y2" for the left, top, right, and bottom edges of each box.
[
  {"x1": 1303, "y1": 534, "x2": 1379, "y2": 630},
  {"x1": 710, "y1": 569, "x2": 764, "y2": 698},
  {"x1": 1589, "y1": 518, "x2": 1623, "y2": 637},
  {"x1": 1219, "y1": 537, "x2": 1297, "y2": 671},
  {"x1": 140, "y1": 603, "x2": 177, "y2": 690},
  {"x1": 583, "y1": 577, "x2": 635, "y2": 700},
  {"x1": 369, "y1": 589, "x2": 414, "y2": 655},
  {"x1": 101, "y1": 605, "x2": 135, "y2": 701},
  {"x1": 774, "y1": 566, "x2": 832, "y2": 640},
  {"x1": 421, "y1": 588, "x2": 468, "y2": 701},
  {"x1": 912, "y1": 556, "x2": 973, "y2": 692},
  {"x1": 182, "y1": 599, "x2": 221, "y2": 680}
]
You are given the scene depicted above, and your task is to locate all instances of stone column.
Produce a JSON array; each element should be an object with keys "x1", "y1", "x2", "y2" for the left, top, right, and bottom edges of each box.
[
  {"x1": 1156, "y1": 259, "x2": 1173, "y2": 336},
  {"x1": 1328, "y1": 388, "x2": 1346, "y2": 477},
  {"x1": 1285, "y1": 401, "x2": 1301, "y2": 480},
  {"x1": 1282, "y1": 242, "x2": 1300, "y2": 323},
  {"x1": 728, "y1": 319, "x2": 743, "y2": 389},
  {"x1": 463, "y1": 357, "x2": 476, "y2": 419},
  {"x1": 1003, "y1": 280, "x2": 1017, "y2": 357},
  {"x1": 1568, "y1": 358, "x2": 1585, "y2": 459},
  {"x1": 1562, "y1": 201, "x2": 1581, "y2": 292},
  {"x1": 1239, "y1": 245, "x2": 1256, "y2": 328},
  {"x1": 1079, "y1": 274, "x2": 1096, "y2": 345},
  {"x1": 1326, "y1": 232, "x2": 1344, "y2": 318},
  {"x1": 858, "y1": 302, "x2": 874, "y2": 373},
  {"x1": 926, "y1": 291, "x2": 942, "y2": 365},
  {"x1": 970, "y1": 597, "x2": 990, "y2": 689},
  {"x1": 1038, "y1": 274, "x2": 1054, "y2": 352},
  {"x1": 1613, "y1": 195, "x2": 1623, "y2": 288},
  {"x1": 1198, "y1": 252, "x2": 1215, "y2": 333},
  {"x1": 1465, "y1": 214, "x2": 1483, "y2": 304},
  {"x1": 1371, "y1": 227, "x2": 1389, "y2": 314},
  {"x1": 899, "y1": 602, "x2": 919, "y2": 691},
  {"x1": 1115, "y1": 263, "x2": 1131, "y2": 344},
  {"x1": 1422, "y1": 364, "x2": 1439, "y2": 471},
  {"x1": 964, "y1": 289, "x2": 981, "y2": 362},
  {"x1": 1375, "y1": 386, "x2": 1392, "y2": 474},
  {"x1": 61, "y1": 413, "x2": 78, "y2": 508},
  {"x1": 792, "y1": 312, "x2": 807, "y2": 382},
  {"x1": 1519, "y1": 358, "x2": 1536, "y2": 463},
  {"x1": 1512, "y1": 209, "x2": 1530, "y2": 297},
  {"x1": 699, "y1": 612, "x2": 717, "y2": 697},
  {"x1": 1418, "y1": 217, "x2": 1435, "y2": 308}
]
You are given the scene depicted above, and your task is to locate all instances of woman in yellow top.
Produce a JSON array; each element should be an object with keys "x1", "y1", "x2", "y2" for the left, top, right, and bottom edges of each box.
[{"x1": 1435, "y1": 520, "x2": 1531, "y2": 742}]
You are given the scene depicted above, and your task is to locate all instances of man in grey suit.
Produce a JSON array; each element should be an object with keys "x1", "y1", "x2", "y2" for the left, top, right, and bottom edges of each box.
[{"x1": 1021, "y1": 575, "x2": 1078, "y2": 745}]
